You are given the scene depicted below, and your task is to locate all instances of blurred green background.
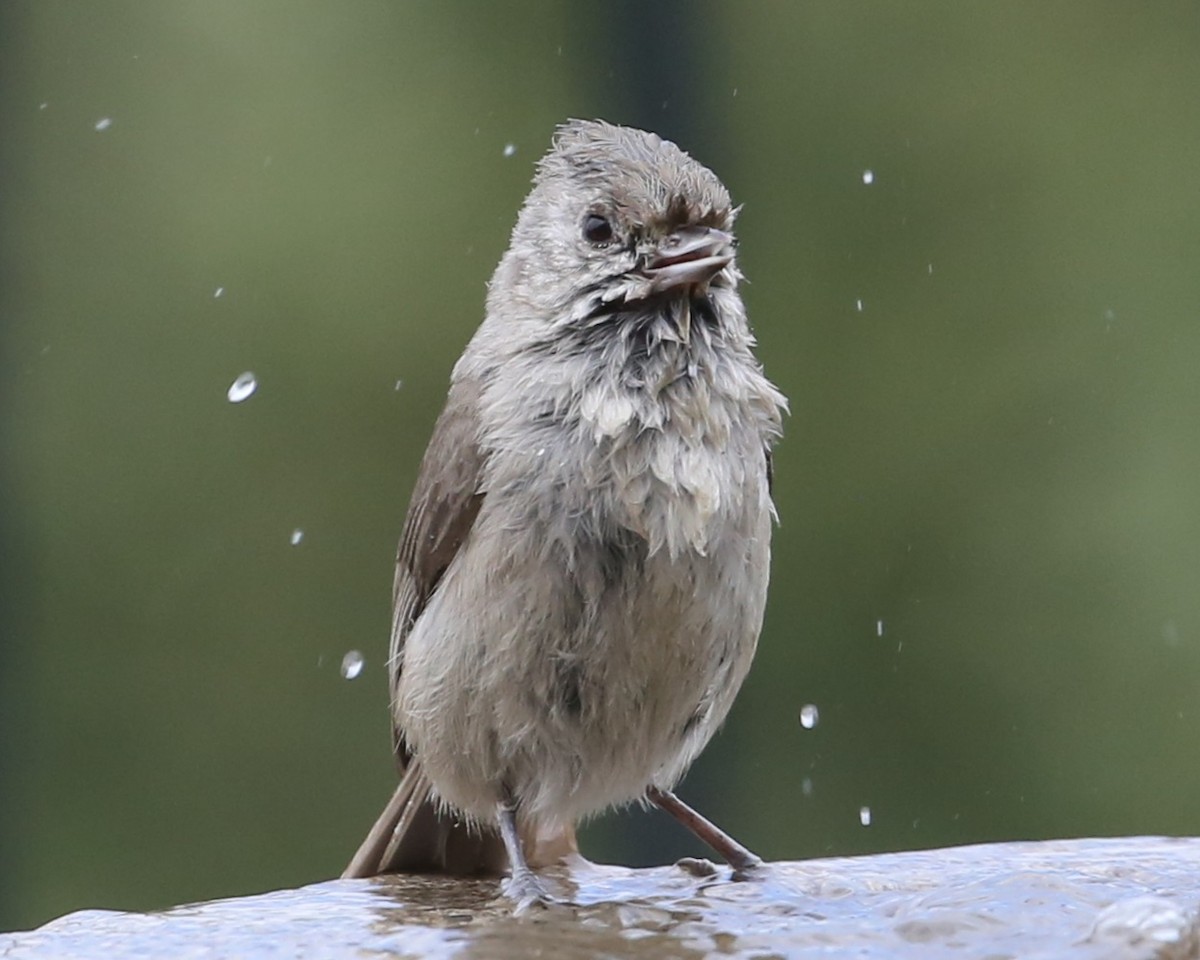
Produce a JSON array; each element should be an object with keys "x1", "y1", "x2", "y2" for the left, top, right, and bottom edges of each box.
[{"x1": 4, "y1": 0, "x2": 1200, "y2": 933}]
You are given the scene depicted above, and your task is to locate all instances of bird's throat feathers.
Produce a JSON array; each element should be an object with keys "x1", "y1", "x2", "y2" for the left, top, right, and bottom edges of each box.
[
  {"x1": 549, "y1": 290, "x2": 756, "y2": 435},
  {"x1": 465, "y1": 278, "x2": 784, "y2": 562}
]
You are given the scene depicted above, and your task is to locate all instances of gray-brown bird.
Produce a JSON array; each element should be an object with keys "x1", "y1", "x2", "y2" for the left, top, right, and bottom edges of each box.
[{"x1": 343, "y1": 119, "x2": 786, "y2": 906}]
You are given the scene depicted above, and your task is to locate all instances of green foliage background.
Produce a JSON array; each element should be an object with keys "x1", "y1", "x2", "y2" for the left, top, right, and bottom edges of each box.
[{"x1": 3, "y1": 0, "x2": 1199, "y2": 932}]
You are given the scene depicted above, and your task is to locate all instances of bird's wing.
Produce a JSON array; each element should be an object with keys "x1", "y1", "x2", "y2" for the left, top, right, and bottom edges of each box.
[
  {"x1": 349, "y1": 372, "x2": 576, "y2": 878},
  {"x1": 389, "y1": 376, "x2": 486, "y2": 761},
  {"x1": 343, "y1": 375, "x2": 500, "y2": 880}
]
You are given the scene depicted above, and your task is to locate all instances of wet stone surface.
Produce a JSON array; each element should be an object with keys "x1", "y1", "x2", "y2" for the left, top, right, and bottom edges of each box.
[{"x1": 2, "y1": 837, "x2": 1198, "y2": 959}]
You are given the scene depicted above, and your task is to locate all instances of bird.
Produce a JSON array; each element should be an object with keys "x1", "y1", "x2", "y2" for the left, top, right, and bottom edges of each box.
[{"x1": 343, "y1": 119, "x2": 787, "y2": 907}]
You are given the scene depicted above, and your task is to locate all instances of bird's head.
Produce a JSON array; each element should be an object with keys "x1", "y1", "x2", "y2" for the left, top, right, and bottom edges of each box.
[{"x1": 491, "y1": 119, "x2": 740, "y2": 328}]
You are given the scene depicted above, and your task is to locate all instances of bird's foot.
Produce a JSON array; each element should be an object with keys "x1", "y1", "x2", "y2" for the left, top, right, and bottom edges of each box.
[
  {"x1": 730, "y1": 854, "x2": 766, "y2": 882},
  {"x1": 503, "y1": 867, "x2": 568, "y2": 913}
]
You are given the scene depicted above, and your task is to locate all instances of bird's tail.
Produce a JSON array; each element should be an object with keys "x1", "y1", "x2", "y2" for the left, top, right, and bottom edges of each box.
[{"x1": 341, "y1": 761, "x2": 577, "y2": 878}]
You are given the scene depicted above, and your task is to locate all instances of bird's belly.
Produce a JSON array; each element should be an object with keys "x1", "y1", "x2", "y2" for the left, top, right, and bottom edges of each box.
[{"x1": 396, "y1": 484, "x2": 770, "y2": 827}]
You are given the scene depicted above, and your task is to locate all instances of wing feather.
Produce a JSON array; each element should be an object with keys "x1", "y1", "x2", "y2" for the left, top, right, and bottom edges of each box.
[{"x1": 388, "y1": 377, "x2": 486, "y2": 760}]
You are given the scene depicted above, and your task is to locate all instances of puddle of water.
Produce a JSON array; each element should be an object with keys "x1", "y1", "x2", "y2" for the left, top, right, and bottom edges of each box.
[{"x1": 2, "y1": 837, "x2": 1197, "y2": 959}]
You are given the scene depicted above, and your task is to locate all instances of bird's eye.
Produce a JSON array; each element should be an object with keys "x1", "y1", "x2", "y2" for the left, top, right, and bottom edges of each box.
[{"x1": 582, "y1": 213, "x2": 614, "y2": 245}]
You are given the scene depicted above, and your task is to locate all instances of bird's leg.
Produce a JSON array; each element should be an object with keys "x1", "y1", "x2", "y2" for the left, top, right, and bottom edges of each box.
[
  {"x1": 647, "y1": 786, "x2": 764, "y2": 879},
  {"x1": 496, "y1": 790, "x2": 557, "y2": 909}
]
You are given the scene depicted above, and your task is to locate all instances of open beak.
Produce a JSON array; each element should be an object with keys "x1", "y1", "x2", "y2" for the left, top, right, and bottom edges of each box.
[{"x1": 642, "y1": 226, "x2": 734, "y2": 294}]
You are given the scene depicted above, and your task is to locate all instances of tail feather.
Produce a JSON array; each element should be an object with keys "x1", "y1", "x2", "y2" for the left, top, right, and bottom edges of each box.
[
  {"x1": 342, "y1": 762, "x2": 431, "y2": 878},
  {"x1": 341, "y1": 761, "x2": 506, "y2": 878},
  {"x1": 343, "y1": 761, "x2": 579, "y2": 879}
]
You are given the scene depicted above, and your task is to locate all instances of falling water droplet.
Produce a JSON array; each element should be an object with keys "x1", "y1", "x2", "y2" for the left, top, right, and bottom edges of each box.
[
  {"x1": 876, "y1": 619, "x2": 885, "y2": 637},
  {"x1": 861, "y1": 169, "x2": 874, "y2": 185},
  {"x1": 502, "y1": 143, "x2": 516, "y2": 158},
  {"x1": 799, "y1": 704, "x2": 820, "y2": 729},
  {"x1": 341, "y1": 650, "x2": 364, "y2": 680},
  {"x1": 213, "y1": 287, "x2": 225, "y2": 299},
  {"x1": 94, "y1": 117, "x2": 113, "y2": 132},
  {"x1": 290, "y1": 528, "x2": 304, "y2": 546},
  {"x1": 226, "y1": 372, "x2": 257, "y2": 403},
  {"x1": 855, "y1": 298, "x2": 864, "y2": 312},
  {"x1": 859, "y1": 806, "x2": 872, "y2": 826},
  {"x1": 394, "y1": 379, "x2": 404, "y2": 391}
]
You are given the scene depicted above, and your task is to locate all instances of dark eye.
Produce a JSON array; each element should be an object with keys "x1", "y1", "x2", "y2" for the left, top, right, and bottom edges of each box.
[{"x1": 582, "y1": 213, "x2": 614, "y2": 245}]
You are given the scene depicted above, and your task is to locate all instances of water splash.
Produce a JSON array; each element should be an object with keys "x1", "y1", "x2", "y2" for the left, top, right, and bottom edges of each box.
[
  {"x1": 227, "y1": 372, "x2": 257, "y2": 403},
  {"x1": 341, "y1": 650, "x2": 364, "y2": 680}
]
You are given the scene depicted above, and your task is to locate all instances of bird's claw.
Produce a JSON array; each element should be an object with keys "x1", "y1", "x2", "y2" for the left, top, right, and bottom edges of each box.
[{"x1": 504, "y1": 869, "x2": 569, "y2": 913}]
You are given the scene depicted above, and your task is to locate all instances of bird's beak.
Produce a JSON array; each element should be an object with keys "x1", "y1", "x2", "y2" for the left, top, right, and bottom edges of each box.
[{"x1": 642, "y1": 226, "x2": 734, "y2": 294}]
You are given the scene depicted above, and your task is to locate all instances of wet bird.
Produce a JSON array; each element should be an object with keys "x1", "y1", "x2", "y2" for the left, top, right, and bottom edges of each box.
[{"x1": 343, "y1": 119, "x2": 786, "y2": 906}]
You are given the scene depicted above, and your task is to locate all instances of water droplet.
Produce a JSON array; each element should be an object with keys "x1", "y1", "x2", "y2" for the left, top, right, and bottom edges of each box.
[
  {"x1": 536, "y1": 448, "x2": 546, "y2": 457},
  {"x1": 340, "y1": 650, "x2": 364, "y2": 680},
  {"x1": 801, "y1": 777, "x2": 814, "y2": 797},
  {"x1": 213, "y1": 286, "x2": 225, "y2": 299},
  {"x1": 859, "y1": 805, "x2": 872, "y2": 826},
  {"x1": 502, "y1": 143, "x2": 516, "y2": 158},
  {"x1": 875, "y1": 619, "x2": 885, "y2": 637},
  {"x1": 394, "y1": 379, "x2": 404, "y2": 391},
  {"x1": 927, "y1": 263, "x2": 934, "y2": 275},
  {"x1": 94, "y1": 117, "x2": 113, "y2": 132},
  {"x1": 38, "y1": 102, "x2": 49, "y2": 111},
  {"x1": 289, "y1": 528, "x2": 304, "y2": 546},
  {"x1": 799, "y1": 704, "x2": 820, "y2": 729},
  {"x1": 226, "y1": 372, "x2": 257, "y2": 403},
  {"x1": 855, "y1": 298, "x2": 863, "y2": 312},
  {"x1": 732, "y1": 87, "x2": 738, "y2": 97},
  {"x1": 861, "y1": 169, "x2": 874, "y2": 185}
]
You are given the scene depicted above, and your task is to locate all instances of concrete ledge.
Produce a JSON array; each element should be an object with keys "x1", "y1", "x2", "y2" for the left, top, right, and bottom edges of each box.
[{"x1": 2, "y1": 837, "x2": 1198, "y2": 958}]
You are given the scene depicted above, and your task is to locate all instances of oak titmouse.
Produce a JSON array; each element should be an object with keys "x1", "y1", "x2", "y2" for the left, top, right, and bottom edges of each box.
[{"x1": 343, "y1": 120, "x2": 787, "y2": 906}]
